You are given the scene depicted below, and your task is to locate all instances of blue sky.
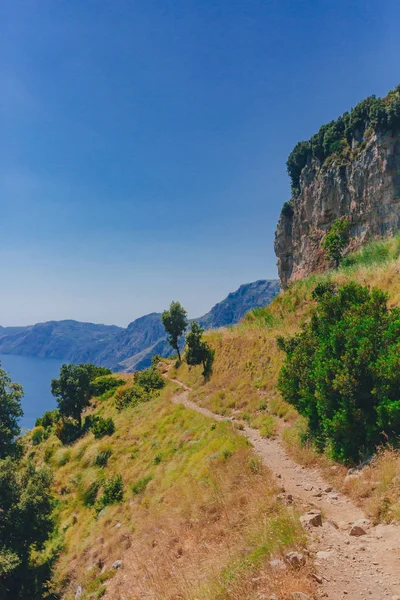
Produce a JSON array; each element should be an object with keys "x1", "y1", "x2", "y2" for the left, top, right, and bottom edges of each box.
[{"x1": 1, "y1": 0, "x2": 400, "y2": 326}]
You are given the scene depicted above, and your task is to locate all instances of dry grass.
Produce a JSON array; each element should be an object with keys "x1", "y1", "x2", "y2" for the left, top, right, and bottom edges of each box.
[
  {"x1": 172, "y1": 238, "x2": 400, "y2": 523},
  {"x1": 27, "y1": 382, "x2": 313, "y2": 600}
]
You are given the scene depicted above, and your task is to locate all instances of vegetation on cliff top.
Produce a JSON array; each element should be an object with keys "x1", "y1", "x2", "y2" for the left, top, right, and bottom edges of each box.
[{"x1": 286, "y1": 84, "x2": 400, "y2": 194}]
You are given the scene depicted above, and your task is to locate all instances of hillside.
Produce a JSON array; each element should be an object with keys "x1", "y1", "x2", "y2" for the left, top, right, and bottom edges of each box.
[
  {"x1": 275, "y1": 84, "x2": 400, "y2": 287},
  {"x1": 0, "y1": 280, "x2": 279, "y2": 371},
  {"x1": 15, "y1": 239, "x2": 400, "y2": 600}
]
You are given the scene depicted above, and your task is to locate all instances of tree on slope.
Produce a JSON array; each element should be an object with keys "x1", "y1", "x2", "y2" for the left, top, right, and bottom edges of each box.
[
  {"x1": 0, "y1": 363, "x2": 53, "y2": 599},
  {"x1": 321, "y1": 217, "x2": 350, "y2": 267},
  {"x1": 51, "y1": 363, "x2": 111, "y2": 428},
  {"x1": 0, "y1": 363, "x2": 23, "y2": 459},
  {"x1": 185, "y1": 321, "x2": 215, "y2": 376},
  {"x1": 162, "y1": 301, "x2": 188, "y2": 362}
]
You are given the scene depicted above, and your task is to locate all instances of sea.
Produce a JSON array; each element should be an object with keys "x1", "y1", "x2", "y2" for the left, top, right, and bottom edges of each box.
[{"x1": 0, "y1": 354, "x2": 65, "y2": 430}]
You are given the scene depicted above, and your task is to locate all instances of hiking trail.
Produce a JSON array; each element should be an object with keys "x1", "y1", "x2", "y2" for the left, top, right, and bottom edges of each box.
[{"x1": 168, "y1": 377, "x2": 400, "y2": 600}]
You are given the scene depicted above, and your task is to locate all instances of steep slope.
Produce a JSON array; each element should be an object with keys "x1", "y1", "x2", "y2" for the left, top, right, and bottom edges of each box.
[
  {"x1": 26, "y1": 379, "x2": 312, "y2": 600},
  {"x1": 275, "y1": 84, "x2": 400, "y2": 287}
]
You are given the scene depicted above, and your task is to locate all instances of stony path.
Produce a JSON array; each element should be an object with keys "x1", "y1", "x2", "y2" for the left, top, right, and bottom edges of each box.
[{"x1": 169, "y1": 378, "x2": 400, "y2": 600}]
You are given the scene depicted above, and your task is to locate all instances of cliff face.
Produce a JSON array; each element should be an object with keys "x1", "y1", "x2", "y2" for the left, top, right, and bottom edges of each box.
[{"x1": 275, "y1": 132, "x2": 400, "y2": 288}]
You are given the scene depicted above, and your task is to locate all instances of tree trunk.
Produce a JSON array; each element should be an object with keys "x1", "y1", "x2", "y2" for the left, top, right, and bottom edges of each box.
[{"x1": 177, "y1": 346, "x2": 181, "y2": 362}]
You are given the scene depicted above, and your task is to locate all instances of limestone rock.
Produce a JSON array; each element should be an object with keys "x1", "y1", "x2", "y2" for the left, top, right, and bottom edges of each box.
[
  {"x1": 349, "y1": 524, "x2": 367, "y2": 536},
  {"x1": 275, "y1": 131, "x2": 400, "y2": 288},
  {"x1": 300, "y1": 510, "x2": 322, "y2": 528}
]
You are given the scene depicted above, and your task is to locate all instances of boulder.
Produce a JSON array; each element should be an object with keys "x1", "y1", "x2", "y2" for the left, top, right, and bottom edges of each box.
[{"x1": 112, "y1": 560, "x2": 122, "y2": 569}]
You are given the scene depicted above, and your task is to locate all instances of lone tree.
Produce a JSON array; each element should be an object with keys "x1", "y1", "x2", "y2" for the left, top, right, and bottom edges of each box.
[
  {"x1": 321, "y1": 217, "x2": 350, "y2": 267},
  {"x1": 0, "y1": 364, "x2": 23, "y2": 459},
  {"x1": 162, "y1": 301, "x2": 188, "y2": 361},
  {"x1": 185, "y1": 321, "x2": 215, "y2": 376},
  {"x1": 51, "y1": 363, "x2": 111, "y2": 428}
]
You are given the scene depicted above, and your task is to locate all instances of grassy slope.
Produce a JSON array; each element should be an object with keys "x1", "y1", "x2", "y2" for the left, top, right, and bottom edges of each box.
[
  {"x1": 173, "y1": 235, "x2": 400, "y2": 523},
  {"x1": 27, "y1": 380, "x2": 313, "y2": 600}
]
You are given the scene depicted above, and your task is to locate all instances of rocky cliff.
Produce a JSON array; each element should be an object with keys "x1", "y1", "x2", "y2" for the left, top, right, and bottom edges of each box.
[{"x1": 275, "y1": 86, "x2": 400, "y2": 287}]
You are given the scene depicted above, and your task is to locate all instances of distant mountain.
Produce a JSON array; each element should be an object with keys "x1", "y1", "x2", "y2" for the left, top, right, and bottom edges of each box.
[
  {"x1": 0, "y1": 320, "x2": 122, "y2": 363},
  {"x1": 198, "y1": 280, "x2": 279, "y2": 329},
  {"x1": 0, "y1": 280, "x2": 279, "y2": 371}
]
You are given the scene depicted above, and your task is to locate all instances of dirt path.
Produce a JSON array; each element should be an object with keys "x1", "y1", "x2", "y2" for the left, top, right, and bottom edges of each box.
[{"x1": 169, "y1": 378, "x2": 400, "y2": 600}]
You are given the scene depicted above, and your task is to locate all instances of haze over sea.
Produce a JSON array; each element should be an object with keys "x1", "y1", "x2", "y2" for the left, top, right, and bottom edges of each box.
[{"x1": 0, "y1": 354, "x2": 64, "y2": 430}]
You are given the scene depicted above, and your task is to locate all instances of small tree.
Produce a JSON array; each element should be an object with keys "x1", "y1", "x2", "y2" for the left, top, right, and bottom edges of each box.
[
  {"x1": 51, "y1": 363, "x2": 111, "y2": 428},
  {"x1": 0, "y1": 364, "x2": 23, "y2": 459},
  {"x1": 185, "y1": 321, "x2": 215, "y2": 376},
  {"x1": 321, "y1": 217, "x2": 350, "y2": 267},
  {"x1": 162, "y1": 301, "x2": 188, "y2": 361}
]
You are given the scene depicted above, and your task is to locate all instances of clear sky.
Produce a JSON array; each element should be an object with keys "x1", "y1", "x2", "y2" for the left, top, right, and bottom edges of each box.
[{"x1": 1, "y1": 0, "x2": 400, "y2": 326}]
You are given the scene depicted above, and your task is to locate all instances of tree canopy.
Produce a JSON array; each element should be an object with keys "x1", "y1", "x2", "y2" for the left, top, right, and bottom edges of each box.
[
  {"x1": 185, "y1": 321, "x2": 215, "y2": 376},
  {"x1": 321, "y1": 217, "x2": 350, "y2": 267},
  {"x1": 51, "y1": 363, "x2": 111, "y2": 427},
  {"x1": 161, "y1": 301, "x2": 188, "y2": 361},
  {"x1": 0, "y1": 364, "x2": 23, "y2": 459}
]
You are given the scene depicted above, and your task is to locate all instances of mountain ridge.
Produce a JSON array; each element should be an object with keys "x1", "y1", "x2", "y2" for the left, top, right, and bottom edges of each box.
[{"x1": 0, "y1": 280, "x2": 279, "y2": 371}]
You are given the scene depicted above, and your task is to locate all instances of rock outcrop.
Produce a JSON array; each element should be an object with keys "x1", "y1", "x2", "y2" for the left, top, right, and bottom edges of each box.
[{"x1": 275, "y1": 131, "x2": 400, "y2": 288}]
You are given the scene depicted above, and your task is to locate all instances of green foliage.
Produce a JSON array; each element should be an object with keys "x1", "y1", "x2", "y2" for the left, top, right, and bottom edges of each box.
[
  {"x1": 321, "y1": 217, "x2": 350, "y2": 267},
  {"x1": 115, "y1": 384, "x2": 151, "y2": 411},
  {"x1": 55, "y1": 419, "x2": 82, "y2": 445},
  {"x1": 35, "y1": 409, "x2": 59, "y2": 429},
  {"x1": 115, "y1": 367, "x2": 164, "y2": 411},
  {"x1": 90, "y1": 375, "x2": 125, "y2": 397},
  {"x1": 161, "y1": 301, "x2": 188, "y2": 361},
  {"x1": 285, "y1": 85, "x2": 400, "y2": 192},
  {"x1": 131, "y1": 475, "x2": 152, "y2": 495},
  {"x1": 97, "y1": 474, "x2": 124, "y2": 509},
  {"x1": 0, "y1": 458, "x2": 53, "y2": 598},
  {"x1": 93, "y1": 448, "x2": 112, "y2": 468},
  {"x1": 134, "y1": 367, "x2": 165, "y2": 392},
  {"x1": 31, "y1": 426, "x2": 45, "y2": 446},
  {"x1": 51, "y1": 363, "x2": 111, "y2": 427},
  {"x1": 185, "y1": 321, "x2": 215, "y2": 376},
  {"x1": 91, "y1": 417, "x2": 115, "y2": 439},
  {"x1": 0, "y1": 363, "x2": 23, "y2": 459},
  {"x1": 278, "y1": 281, "x2": 400, "y2": 462}
]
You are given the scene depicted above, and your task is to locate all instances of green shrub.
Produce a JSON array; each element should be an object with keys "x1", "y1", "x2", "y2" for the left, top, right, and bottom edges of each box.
[
  {"x1": 55, "y1": 420, "x2": 82, "y2": 445},
  {"x1": 98, "y1": 475, "x2": 124, "y2": 508},
  {"x1": 91, "y1": 417, "x2": 115, "y2": 439},
  {"x1": 135, "y1": 367, "x2": 165, "y2": 392},
  {"x1": 132, "y1": 475, "x2": 152, "y2": 495},
  {"x1": 80, "y1": 478, "x2": 102, "y2": 506},
  {"x1": 35, "y1": 409, "x2": 59, "y2": 429},
  {"x1": 277, "y1": 281, "x2": 400, "y2": 462},
  {"x1": 115, "y1": 384, "x2": 151, "y2": 411},
  {"x1": 31, "y1": 426, "x2": 45, "y2": 445},
  {"x1": 90, "y1": 375, "x2": 125, "y2": 397},
  {"x1": 93, "y1": 448, "x2": 112, "y2": 467}
]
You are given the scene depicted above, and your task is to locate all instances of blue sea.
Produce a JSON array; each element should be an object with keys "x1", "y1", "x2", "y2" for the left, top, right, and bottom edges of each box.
[{"x1": 0, "y1": 354, "x2": 65, "y2": 430}]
